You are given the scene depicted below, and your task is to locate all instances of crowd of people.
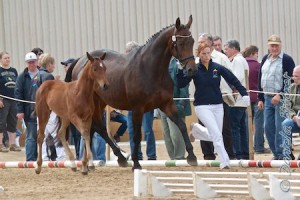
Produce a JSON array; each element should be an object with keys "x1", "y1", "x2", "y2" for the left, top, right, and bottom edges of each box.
[{"x1": 0, "y1": 32, "x2": 299, "y2": 169}]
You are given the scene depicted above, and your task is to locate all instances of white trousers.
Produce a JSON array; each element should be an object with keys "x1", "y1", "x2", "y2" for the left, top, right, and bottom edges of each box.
[
  {"x1": 40, "y1": 112, "x2": 66, "y2": 161},
  {"x1": 194, "y1": 104, "x2": 230, "y2": 168}
]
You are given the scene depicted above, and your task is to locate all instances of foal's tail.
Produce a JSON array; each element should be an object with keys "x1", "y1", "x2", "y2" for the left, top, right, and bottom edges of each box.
[{"x1": 64, "y1": 58, "x2": 80, "y2": 82}]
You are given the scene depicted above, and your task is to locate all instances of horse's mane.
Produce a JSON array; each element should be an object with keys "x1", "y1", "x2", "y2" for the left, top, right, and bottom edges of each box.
[
  {"x1": 64, "y1": 58, "x2": 80, "y2": 82},
  {"x1": 143, "y1": 24, "x2": 174, "y2": 46}
]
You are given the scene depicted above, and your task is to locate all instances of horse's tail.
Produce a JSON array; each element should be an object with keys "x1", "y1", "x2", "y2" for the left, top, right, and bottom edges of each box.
[{"x1": 64, "y1": 58, "x2": 80, "y2": 82}]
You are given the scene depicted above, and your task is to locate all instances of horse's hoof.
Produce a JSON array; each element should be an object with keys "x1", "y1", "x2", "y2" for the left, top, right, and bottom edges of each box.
[
  {"x1": 118, "y1": 157, "x2": 128, "y2": 167},
  {"x1": 71, "y1": 167, "x2": 77, "y2": 172},
  {"x1": 88, "y1": 165, "x2": 95, "y2": 171},
  {"x1": 81, "y1": 171, "x2": 88, "y2": 175},
  {"x1": 187, "y1": 155, "x2": 198, "y2": 166},
  {"x1": 131, "y1": 164, "x2": 142, "y2": 172},
  {"x1": 35, "y1": 168, "x2": 41, "y2": 174}
]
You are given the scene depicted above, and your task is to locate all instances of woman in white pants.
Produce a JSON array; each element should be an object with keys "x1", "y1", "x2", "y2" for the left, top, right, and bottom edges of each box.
[{"x1": 177, "y1": 43, "x2": 250, "y2": 169}]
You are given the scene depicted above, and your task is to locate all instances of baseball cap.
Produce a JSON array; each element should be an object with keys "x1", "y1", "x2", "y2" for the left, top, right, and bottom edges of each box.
[
  {"x1": 267, "y1": 34, "x2": 281, "y2": 45},
  {"x1": 25, "y1": 52, "x2": 38, "y2": 62},
  {"x1": 31, "y1": 47, "x2": 44, "y2": 56},
  {"x1": 61, "y1": 58, "x2": 75, "y2": 66}
]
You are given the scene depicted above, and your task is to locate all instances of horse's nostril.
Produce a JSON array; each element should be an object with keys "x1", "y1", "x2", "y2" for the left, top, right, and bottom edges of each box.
[{"x1": 103, "y1": 84, "x2": 109, "y2": 90}]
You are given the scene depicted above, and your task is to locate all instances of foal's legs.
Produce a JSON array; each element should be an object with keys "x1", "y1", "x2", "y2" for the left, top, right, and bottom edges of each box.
[
  {"x1": 161, "y1": 102, "x2": 197, "y2": 166},
  {"x1": 80, "y1": 128, "x2": 93, "y2": 175},
  {"x1": 35, "y1": 111, "x2": 50, "y2": 174},
  {"x1": 72, "y1": 117, "x2": 94, "y2": 175},
  {"x1": 35, "y1": 96, "x2": 52, "y2": 174},
  {"x1": 57, "y1": 118, "x2": 77, "y2": 171}
]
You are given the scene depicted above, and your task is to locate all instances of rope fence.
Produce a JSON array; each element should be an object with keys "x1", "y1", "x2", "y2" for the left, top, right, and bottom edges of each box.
[{"x1": 1, "y1": 90, "x2": 300, "y2": 104}]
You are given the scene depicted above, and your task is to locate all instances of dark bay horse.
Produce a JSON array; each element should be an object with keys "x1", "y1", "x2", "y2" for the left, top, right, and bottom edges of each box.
[
  {"x1": 71, "y1": 15, "x2": 198, "y2": 170},
  {"x1": 35, "y1": 52, "x2": 108, "y2": 175}
]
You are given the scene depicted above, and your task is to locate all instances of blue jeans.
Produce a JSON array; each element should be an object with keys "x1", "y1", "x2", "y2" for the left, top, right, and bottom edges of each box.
[
  {"x1": 264, "y1": 95, "x2": 285, "y2": 158},
  {"x1": 79, "y1": 132, "x2": 106, "y2": 161},
  {"x1": 229, "y1": 107, "x2": 249, "y2": 159},
  {"x1": 251, "y1": 102, "x2": 265, "y2": 152},
  {"x1": 127, "y1": 111, "x2": 156, "y2": 160},
  {"x1": 281, "y1": 118, "x2": 299, "y2": 158},
  {"x1": 25, "y1": 121, "x2": 38, "y2": 161},
  {"x1": 111, "y1": 113, "x2": 128, "y2": 137}
]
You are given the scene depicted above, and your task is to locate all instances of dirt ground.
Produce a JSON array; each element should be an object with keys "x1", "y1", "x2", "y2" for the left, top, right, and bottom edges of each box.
[{"x1": 0, "y1": 140, "x2": 299, "y2": 200}]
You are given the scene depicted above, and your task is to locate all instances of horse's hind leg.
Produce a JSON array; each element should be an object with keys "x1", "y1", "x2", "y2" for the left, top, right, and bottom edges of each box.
[
  {"x1": 92, "y1": 103, "x2": 128, "y2": 167},
  {"x1": 35, "y1": 103, "x2": 51, "y2": 174},
  {"x1": 92, "y1": 119, "x2": 128, "y2": 168},
  {"x1": 57, "y1": 118, "x2": 77, "y2": 171},
  {"x1": 35, "y1": 118, "x2": 49, "y2": 174},
  {"x1": 162, "y1": 103, "x2": 198, "y2": 166}
]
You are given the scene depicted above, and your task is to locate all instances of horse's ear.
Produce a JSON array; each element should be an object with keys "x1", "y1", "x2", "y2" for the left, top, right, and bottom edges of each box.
[
  {"x1": 186, "y1": 15, "x2": 192, "y2": 29},
  {"x1": 100, "y1": 52, "x2": 106, "y2": 60},
  {"x1": 86, "y1": 52, "x2": 94, "y2": 62},
  {"x1": 175, "y1": 17, "x2": 181, "y2": 30}
]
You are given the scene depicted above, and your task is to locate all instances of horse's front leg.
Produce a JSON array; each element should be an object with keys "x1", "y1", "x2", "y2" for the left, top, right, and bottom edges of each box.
[
  {"x1": 130, "y1": 110, "x2": 143, "y2": 170},
  {"x1": 80, "y1": 126, "x2": 94, "y2": 175},
  {"x1": 161, "y1": 102, "x2": 198, "y2": 166},
  {"x1": 58, "y1": 118, "x2": 77, "y2": 171}
]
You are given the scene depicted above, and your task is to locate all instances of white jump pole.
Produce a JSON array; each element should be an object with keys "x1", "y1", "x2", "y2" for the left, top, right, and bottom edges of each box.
[{"x1": 1, "y1": 160, "x2": 300, "y2": 168}]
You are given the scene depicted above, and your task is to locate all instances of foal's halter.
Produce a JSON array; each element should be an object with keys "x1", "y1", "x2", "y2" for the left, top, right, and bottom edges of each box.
[{"x1": 171, "y1": 29, "x2": 195, "y2": 68}]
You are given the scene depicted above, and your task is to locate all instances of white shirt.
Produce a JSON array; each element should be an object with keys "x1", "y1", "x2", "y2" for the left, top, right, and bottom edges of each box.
[{"x1": 230, "y1": 53, "x2": 249, "y2": 107}]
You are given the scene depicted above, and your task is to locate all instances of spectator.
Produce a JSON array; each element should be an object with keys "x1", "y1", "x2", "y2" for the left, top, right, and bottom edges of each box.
[
  {"x1": 224, "y1": 39, "x2": 250, "y2": 160},
  {"x1": 242, "y1": 45, "x2": 270, "y2": 154},
  {"x1": 111, "y1": 109, "x2": 128, "y2": 143},
  {"x1": 159, "y1": 57, "x2": 191, "y2": 160},
  {"x1": 193, "y1": 33, "x2": 235, "y2": 160},
  {"x1": 61, "y1": 58, "x2": 75, "y2": 72},
  {"x1": 177, "y1": 43, "x2": 250, "y2": 169},
  {"x1": 126, "y1": 41, "x2": 156, "y2": 160},
  {"x1": 31, "y1": 48, "x2": 44, "y2": 61},
  {"x1": 213, "y1": 36, "x2": 225, "y2": 54},
  {"x1": 15, "y1": 52, "x2": 54, "y2": 161},
  {"x1": 0, "y1": 51, "x2": 20, "y2": 152},
  {"x1": 258, "y1": 34, "x2": 295, "y2": 160},
  {"x1": 281, "y1": 65, "x2": 300, "y2": 160}
]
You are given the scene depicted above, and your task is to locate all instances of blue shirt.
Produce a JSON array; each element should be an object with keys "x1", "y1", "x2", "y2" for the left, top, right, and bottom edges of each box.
[{"x1": 177, "y1": 60, "x2": 247, "y2": 106}]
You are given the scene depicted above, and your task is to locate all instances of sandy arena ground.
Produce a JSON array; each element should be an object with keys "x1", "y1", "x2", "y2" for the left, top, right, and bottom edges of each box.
[{"x1": 0, "y1": 139, "x2": 299, "y2": 200}]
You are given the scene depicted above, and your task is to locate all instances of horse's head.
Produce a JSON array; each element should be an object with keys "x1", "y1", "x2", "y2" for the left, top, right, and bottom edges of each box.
[
  {"x1": 170, "y1": 15, "x2": 197, "y2": 77},
  {"x1": 86, "y1": 52, "x2": 109, "y2": 90}
]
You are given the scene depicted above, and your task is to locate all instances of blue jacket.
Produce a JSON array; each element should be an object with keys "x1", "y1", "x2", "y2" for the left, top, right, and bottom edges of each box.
[
  {"x1": 258, "y1": 53, "x2": 295, "y2": 102},
  {"x1": 14, "y1": 67, "x2": 54, "y2": 122},
  {"x1": 177, "y1": 60, "x2": 247, "y2": 106}
]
